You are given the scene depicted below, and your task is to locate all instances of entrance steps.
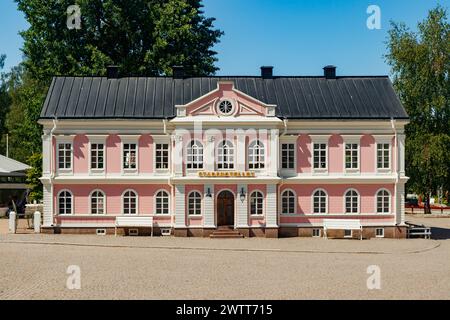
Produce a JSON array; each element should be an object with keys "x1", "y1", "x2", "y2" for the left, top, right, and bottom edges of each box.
[{"x1": 210, "y1": 226, "x2": 244, "y2": 239}]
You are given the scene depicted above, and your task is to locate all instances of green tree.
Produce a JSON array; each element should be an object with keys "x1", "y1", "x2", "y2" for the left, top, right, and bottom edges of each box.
[
  {"x1": 26, "y1": 153, "x2": 43, "y2": 201},
  {"x1": 16, "y1": 0, "x2": 223, "y2": 79},
  {"x1": 386, "y1": 6, "x2": 450, "y2": 213},
  {"x1": 0, "y1": 54, "x2": 11, "y2": 155}
]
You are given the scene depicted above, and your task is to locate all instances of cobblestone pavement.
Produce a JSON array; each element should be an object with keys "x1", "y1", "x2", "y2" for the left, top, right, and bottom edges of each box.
[{"x1": 0, "y1": 216, "x2": 449, "y2": 300}]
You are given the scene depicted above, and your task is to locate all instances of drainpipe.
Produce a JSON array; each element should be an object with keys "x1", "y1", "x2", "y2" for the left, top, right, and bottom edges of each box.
[
  {"x1": 391, "y1": 118, "x2": 399, "y2": 227},
  {"x1": 50, "y1": 117, "x2": 58, "y2": 226},
  {"x1": 163, "y1": 118, "x2": 175, "y2": 227},
  {"x1": 282, "y1": 118, "x2": 288, "y2": 137}
]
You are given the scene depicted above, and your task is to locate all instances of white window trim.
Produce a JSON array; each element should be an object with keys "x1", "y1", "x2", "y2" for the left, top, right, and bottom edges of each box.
[
  {"x1": 375, "y1": 188, "x2": 391, "y2": 214},
  {"x1": 247, "y1": 139, "x2": 266, "y2": 172},
  {"x1": 280, "y1": 189, "x2": 297, "y2": 215},
  {"x1": 56, "y1": 136, "x2": 74, "y2": 175},
  {"x1": 89, "y1": 189, "x2": 106, "y2": 215},
  {"x1": 342, "y1": 136, "x2": 361, "y2": 173},
  {"x1": 57, "y1": 189, "x2": 74, "y2": 216},
  {"x1": 249, "y1": 190, "x2": 265, "y2": 216},
  {"x1": 186, "y1": 140, "x2": 204, "y2": 172},
  {"x1": 312, "y1": 188, "x2": 328, "y2": 214},
  {"x1": 187, "y1": 190, "x2": 203, "y2": 216},
  {"x1": 344, "y1": 188, "x2": 360, "y2": 214},
  {"x1": 312, "y1": 228, "x2": 321, "y2": 237},
  {"x1": 153, "y1": 138, "x2": 171, "y2": 174},
  {"x1": 216, "y1": 140, "x2": 235, "y2": 171},
  {"x1": 374, "y1": 136, "x2": 393, "y2": 173},
  {"x1": 154, "y1": 189, "x2": 171, "y2": 216},
  {"x1": 120, "y1": 136, "x2": 140, "y2": 175},
  {"x1": 311, "y1": 136, "x2": 329, "y2": 174},
  {"x1": 344, "y1": 229, "x2": 353, "y2": 238},
  {"x1": 88, "y1": 136, "x2": 107, "y2": 175},
  {"x1": 122, "y1": 189, "x2": 138, "y2": 215},
  {"x1": 375, "y1": 228, "x2": 385, "y2": 238},
  {"x1": 280, "y1": 137, "x2": 297, "y2": 176}
]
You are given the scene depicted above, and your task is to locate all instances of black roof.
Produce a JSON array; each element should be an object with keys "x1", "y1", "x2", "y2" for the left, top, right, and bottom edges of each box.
[{"x1": 40, "y1": 76, "x2": 408, "y2": 120}]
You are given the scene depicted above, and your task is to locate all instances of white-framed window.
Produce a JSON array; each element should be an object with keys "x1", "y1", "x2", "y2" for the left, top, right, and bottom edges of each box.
[
  {"x1": 90, "y1": 143, "x2": 105, "y2": 170},
  {"x1": 376, "y1": 189, "x2": 391, "y2": 213},
  {"x1": 281, "y1": 190, "x2": 296, "y2": 214},
  {"x1": 345, "y1": 189, "x2": 359, "y2": 214},
  {"x1": 188, "y1": 191, "x2": 202, "y2": 216},
  {"x1": 345, "y1": 143, "x2": 359, "y2": 170},
  {"x1": 248, "y1": 140, "x2": 265, "y2": 170},
  {"x1": 123, "y1": 190, "x2": 137, "y2": 215},
  {"x1": 90, "y1": 190, "x2": 105, "y2": 215},
  {"x1": 313, "y1": 143, "x2": 327, "y2": 170},
  {"x1": 376, "y1": 228, "x2": 385, "y2": 238},
  {"x1": 187, "y1": 140, "x2": 204, "y2": 170},
  {"x1": 377, "y1": 143, "x2": 390, "y2": 170},
  {"x1": 155, "y1": 143, "x2": 169, "y2": 170},
  {"x1": 312, "y1": 228, "x2": 321, "y2": 237},
  {"x1": 250, "y1": 191, "x2": 264, "y2": 215},
  {"x1": 313, "y1": 189, "x2": 327, "y2": 214},
  {"x1": 217, "y1": 140, "x2": 234, "y2": 170},
  {"x1": 344, "y1": 229, "x2": 353, "y2": 238},
  {"x1": 123, "y1": 143, "x2": 137, "y2": 170},
  {"x1": 281, "y1": 143, "x2": 295, "y2": 170},
  {"x1": 58, "y1": 190, "x2": 73, "y2": 215},
  {"x1": 155, "y1": 190, "x2": 170, "y2": 215},
  {"x1": 57, "y1": 142, "x2": 72, "y2": 170}
]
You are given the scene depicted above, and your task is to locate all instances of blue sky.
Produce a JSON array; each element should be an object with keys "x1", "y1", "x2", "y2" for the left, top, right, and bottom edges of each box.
[{"x1": 0, "y1": 0, "x2": 448, "y2": 76}]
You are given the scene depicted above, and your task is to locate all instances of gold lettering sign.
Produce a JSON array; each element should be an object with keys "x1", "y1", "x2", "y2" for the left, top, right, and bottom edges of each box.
[{"x1": 198, "y1": 171, "x2": 256, "y2": 178}]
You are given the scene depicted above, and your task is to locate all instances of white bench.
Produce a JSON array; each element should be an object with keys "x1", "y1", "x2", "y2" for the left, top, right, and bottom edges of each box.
[
  {"x1": 115, "y1": 216, "x2": 154, "y2": 237},
  {"x1": 323, "y1": 219, "x2": 363, "y2": 240}
]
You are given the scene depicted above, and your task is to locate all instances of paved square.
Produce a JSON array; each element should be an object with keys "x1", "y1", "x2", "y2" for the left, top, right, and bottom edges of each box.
[{"x1": 0, "y1": 216, "x2": 449, "y2": 299}]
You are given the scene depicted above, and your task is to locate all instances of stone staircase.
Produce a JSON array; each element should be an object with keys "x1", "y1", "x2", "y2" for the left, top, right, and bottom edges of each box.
[{"x1": 210, "y1": 226, "x2": 244, "y2": 239}]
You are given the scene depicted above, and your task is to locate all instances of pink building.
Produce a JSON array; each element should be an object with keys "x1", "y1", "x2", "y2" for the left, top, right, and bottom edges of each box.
[{"x1": 39, "y1": 66, "x2": 409, "y2": 238}]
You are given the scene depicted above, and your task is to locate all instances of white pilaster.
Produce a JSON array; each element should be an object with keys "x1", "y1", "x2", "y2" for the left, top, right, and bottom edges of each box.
[
  {"x1": 266, "y1": 184, "x2": 278, "y2": 228},
  {"x1": 42, "y1": 183, "x2": 53, "y2": 227},
  {"x1": 205, "y1": 135, "x2": 215, "y2": 171},
  {"x1": 398, "y1": 134, "x2": 406, "y2": 175},
  {"x1": 172, "y1": 134, "x2": 183, "y2": 176},
  {"x1": 396, "y1": 183, "x2": 405, "y2": 225},
  {"x1": 203, "y1": 184, "x2": 215, "y2": 228},
  {"x1": 174, "y1": 185, "x2": 186, "y2": 228},
  {"x1": 236, "y1": 184, "x2": 248, "y2": 228},
  {"x1": 269, "y1": 129, "x2": 279, "y2": 176},
  {"x1": 236, "y1": 130, "x2": 246, "y2": 171},
  {"x1": 42, "y1": 130, "x2": 51, "y2": 176}
]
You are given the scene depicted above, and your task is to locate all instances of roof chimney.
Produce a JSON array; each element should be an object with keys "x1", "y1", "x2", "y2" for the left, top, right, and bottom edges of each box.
[
  {"x1": 172, "y1": 66, "x2": 185, "y2": 79},
  {"x1": 323, "y1": 65, "x2": 336, "y2": 79},
  {"x1": 106, "y1": 65, "x2": 119, "y2": 79},
  {"x1": 261, "y1": 66, "x2": 274, "y2": 79}
]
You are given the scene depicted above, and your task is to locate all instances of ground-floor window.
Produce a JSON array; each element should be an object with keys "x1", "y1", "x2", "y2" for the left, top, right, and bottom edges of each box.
[
  {"x1": 91, "y1": 190, "x2": 105, "y2": 215},
  {"x1": 58, "y1": 190, "x2": 73, "y2": 215},
  {"x1": 250, "y1": 191, "x2": 264, "y2": 215},
  {"x1": 281, "y1": 190, "x2": 296, "y2": 214},
  {"x1": 376, "y1": 228, "x2": 385, "y2": 238},
  {"x1": 123, "y1": 190, "x2": 137, "y2": 215},
  {"x1": 188, "y1": 191, "x2": 202, "y2": 215}
]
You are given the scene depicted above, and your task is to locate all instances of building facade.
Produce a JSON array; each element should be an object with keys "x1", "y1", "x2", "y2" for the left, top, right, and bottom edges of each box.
[{"x1": 39, "y1": 66, "x2": 409, "y2": 238}]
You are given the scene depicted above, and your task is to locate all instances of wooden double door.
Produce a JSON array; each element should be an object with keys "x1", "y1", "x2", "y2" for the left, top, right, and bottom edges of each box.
[{"x1": 217, "y1": 191, "x2": 235, "y2": 226}]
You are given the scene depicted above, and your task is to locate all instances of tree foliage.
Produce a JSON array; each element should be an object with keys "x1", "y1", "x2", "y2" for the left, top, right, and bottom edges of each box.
[
  {"x1": 386, "y1": 6, "x2": 450, "y2": 209},
  {"x1": 26, "y1": 152, "x2": 43, "y2": 202}
]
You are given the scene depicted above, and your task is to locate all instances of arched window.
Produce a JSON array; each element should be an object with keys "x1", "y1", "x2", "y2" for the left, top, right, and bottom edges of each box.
[
  {"x1": 281, "y1": 190, "x2": 296, "y2": 214},
  {"x1": 188, "y1": 191, "x2": 202, "y2": 215},
  {"x1": 123, "y1": 190, "x2": 137, "y2": 215},
  {"x1": 345, "y1": 189, "x2": 359, "y2": 214},
  {"x1": 377, "y1": 189, "x2": 390, "y2": 213},
  {"x1": 248, "y1": 140, "x2": 265, "y2": 170},
  {"x1": 187, "y1": 140, "x2": 203, "y2": 169},
  {"x1": 58, "y1": 190, "x2": 73, "y2": 215},
  {"x1": 313, "y1": 189, "x2": 327, "y2": 214},
  {"x1": 155, "y1": 190, "x2": 170, "y2": 215},
  {"x1": 250, "y1": 191, "x2": 264, "y2": 215},
  {"x1": 217, "y1": 140, "x2": 234, "y2": 170},
  {"x1": 91, "y1": 190, "x2": 105, "y2": 215}
]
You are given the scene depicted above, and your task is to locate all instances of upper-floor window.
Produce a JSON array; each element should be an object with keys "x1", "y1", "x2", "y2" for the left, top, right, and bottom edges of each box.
[
  {"x1": 155, "y1": 190, "x2": 170, "y2": 215},
  {"x1": 188, "y1": 191, "x2": 202, "y2": 215},
  {"x1": 345, "y1": 189, "x2": 359, "y2": 214},
  {"x1": 248, "y1": 140, "x2": 265, "y2": 170},
  {"x1": 58, "y1": 190, "x2": 73, "y2": 215},
  {"x1": 281, "y1": 143, "x2": 295, "y2": 170},
  {"x1": 377, "y1": 189, "x2": 390, "y2": 213},
  {"x1": 155, "y1": 143, "x2": 169, "y2": 170},
  {"x1": 91, "y1": 143, "x2": 105, "y2": 170},
  {"x1": 217, "y1": 140, "x2": 234, "y2": 170},
  {"x1": 250, "y1": 191, "x2": 264, "y2": 215},
  {"x1": 313, "y1": 143, "x2": 327, "y2": 170},
  {"x1": 123, "y1": 190, "x2": 137, "y2": 215},
  {"x1": 123, "y1": 143, "x2": 137, "y2": 170},
  {"x1": 187, "y1": 140, "x2": 204, "y2": 170},
  {"x1": 58, "y1": 143, "x2": 72, "y2": 170},
  {"x1": 345, "y1": 143, "x2": 359, "y2": 170},
  {"x1": 377, "y1": 143, "x2": 390, "y2": 170},
  {"x1": 313, "y1": 189, "x2": 327, "y2": 214},
  {"x1": 91, "y1": 190, "x2": 105, "y2": 215},
  {"x1": 281, "y1": 190, "x2": 296, "y2": 214}
]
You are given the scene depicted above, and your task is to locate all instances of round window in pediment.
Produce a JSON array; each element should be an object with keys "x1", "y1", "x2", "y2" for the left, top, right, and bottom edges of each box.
[{"x1": 218, "y1": 100, "x2": 234, "y2": 116}]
